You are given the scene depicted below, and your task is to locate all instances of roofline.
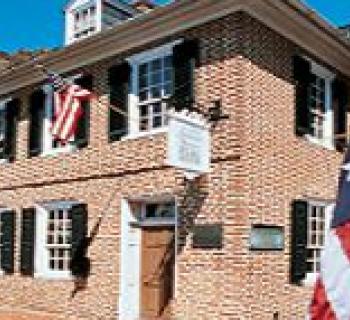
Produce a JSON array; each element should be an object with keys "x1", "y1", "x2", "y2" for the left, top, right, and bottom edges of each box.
[{"x1": 1, "y1": 0, "x2": 350, "y2": 96}]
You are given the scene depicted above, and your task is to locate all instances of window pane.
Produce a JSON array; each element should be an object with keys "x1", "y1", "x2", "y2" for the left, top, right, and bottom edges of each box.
[
  {"x1": 164, "y1": 56, "x2": 172, "y2": 69},
  {"x1": 47, "y1": 234, "x2": 54, "y2": 244},
  {"x1": 164, "y1": 83, "x2": 172, "y2": 96},
  {"x1": 151, "y1": 59, "x2": 161, "y2": 72},
  {"x1": 150, "y1": 72, "x2": 162, "y2": 85},
  {"x1": 139, "y1": 63, "x2": 148, "y2": 76},
  {"x1": 139, "y1": 90, "x2": 148, "y2": 102},
  {"x1": 151, "y1": 87, "x2": 161, "y2": 99},
  {"x1": 140, "y1": 105, "x2": 148, "y2": 117},
  {"x1": 139, "y1": 75, "x2": 148, "y2": 89},
  {"x1": 164, "y1": 69, "x2": 172, "y2": 83},
  {"x1": 153, "y1": 116, "x2": 162, "y2": 128},
  {"x1": 153, "y1": 103, "x2": 162, "y2": 114}
]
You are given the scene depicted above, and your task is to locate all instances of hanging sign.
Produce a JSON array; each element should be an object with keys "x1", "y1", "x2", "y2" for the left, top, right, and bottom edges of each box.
[{"x1": 167, "y1": 109, "x2": 210, "y2": 174}]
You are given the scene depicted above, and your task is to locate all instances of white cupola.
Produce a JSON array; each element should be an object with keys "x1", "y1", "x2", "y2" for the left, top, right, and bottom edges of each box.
[{"x1": 64, "y1": 0, "x2": 138, "y2": 45}]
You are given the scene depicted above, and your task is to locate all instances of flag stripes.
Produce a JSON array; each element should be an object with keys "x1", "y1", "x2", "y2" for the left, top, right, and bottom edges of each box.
[
  {"x1": 309, "y1": 218, "x2": 350, "y2": 319},
  {"x1": 51, "y1": 84, "x2": 91, "y2": 143},
  {"x1": 46, "y1": 71, "x2": 92, "y2": 143}
]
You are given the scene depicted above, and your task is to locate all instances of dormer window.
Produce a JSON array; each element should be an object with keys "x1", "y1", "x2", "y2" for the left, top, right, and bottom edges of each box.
[
  {"x1": 73, "y1": 5, "x2": 97, "y2": 40},
  {"x1": 65, "y1": 0, "x2": 138, "y2": 45}
]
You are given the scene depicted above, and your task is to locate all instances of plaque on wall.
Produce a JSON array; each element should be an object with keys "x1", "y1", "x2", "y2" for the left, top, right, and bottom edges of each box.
[
  {"x1": 250, "y1": 225, "x2": 284, "y2": 251},
  {"x1": 192, "y1": 224, "x2": 223, "y2": 249}
]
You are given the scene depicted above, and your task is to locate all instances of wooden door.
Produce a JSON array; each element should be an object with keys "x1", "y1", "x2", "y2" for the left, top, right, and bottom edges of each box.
[{"x1": 141, "y1": 227, "x2": 175, "y2": 319}]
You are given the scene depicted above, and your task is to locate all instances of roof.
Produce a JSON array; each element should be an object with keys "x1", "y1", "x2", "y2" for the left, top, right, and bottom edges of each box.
[
  {"x1": 0, "y1": 49, "x2": 53, "y2": 72},
  {"x1": 0, "y1": 0, "x2": 350, "y2": 96}
]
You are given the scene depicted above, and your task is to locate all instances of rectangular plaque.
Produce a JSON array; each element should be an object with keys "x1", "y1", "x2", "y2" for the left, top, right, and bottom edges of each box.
[
  {"x1": 250, "y1": 225, "x2": 284, "y2": 251},
  {"x1": 193, "y1": 224, "x2": 223, "y2": 249},
  {"x1": 167, "y1": 111, "x2": 210, "y2": 173}
]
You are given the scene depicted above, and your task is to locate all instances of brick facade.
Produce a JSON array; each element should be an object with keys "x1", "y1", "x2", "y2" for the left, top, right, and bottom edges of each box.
[{"x1": 0, "y1": 10, "x2": 347, "y2": 320}]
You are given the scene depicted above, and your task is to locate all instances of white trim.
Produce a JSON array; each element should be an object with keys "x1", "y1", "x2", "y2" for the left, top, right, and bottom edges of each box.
[
  {"x1": 122, "y1": 127, "x2": 168, "y2": 141},
  {"x1": 126, "y1": 41, "x2": 180, "y2": 138},
  {"x1": 127, "y1": 40, "x2": 181, "y2": 65},
  {"x1": 0, "y1": 97, "x2": 12, "y2": 110},
  {"x1": 304, "y1": 59, "x2": 336, "y2": 149},
  {"x1": 34, "y1": 204, "x2": 73, "y2": 280},
  {"x1": 119, "y1": 198, "x2": 177, "y2": 318},
  {"x1": 303, "y1": 202, "x2": 334, "y2": 287},
  {"x1": 119, "y1": 199, "x2": 141, "y2": 320}
]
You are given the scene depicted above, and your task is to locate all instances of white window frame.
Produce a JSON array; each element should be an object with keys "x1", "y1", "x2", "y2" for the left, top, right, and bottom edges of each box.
[
  {"x1": 35, "y1": 202, "x2": 76, "y2": 280},
  {"x1": 73, "y1": 4, "x2": 97, "y2": 40},
  {"x1": 303, "y1": 201, "x2": 333, "y2": 286},
  {"x1": 124, "y1": 40, "x2": 181, "y2": 140},
  {"x1": 305, "y1": 60, "x2": 336, "y2": 150}
]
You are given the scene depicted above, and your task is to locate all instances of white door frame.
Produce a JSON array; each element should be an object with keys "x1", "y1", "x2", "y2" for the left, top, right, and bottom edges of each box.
[{"x1": 119, "y1": 197, "x2": 178, "y2": 319}]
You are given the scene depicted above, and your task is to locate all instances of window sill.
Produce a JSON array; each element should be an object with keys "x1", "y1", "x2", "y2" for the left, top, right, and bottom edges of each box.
[
  {"x1": 0, "y1": 159, "x2": 9, "y2": 165},
  {"x1": 34, "y1": 271, "x2": 72, "y2": 281},
  {"x1": 122, "y1": 127, "x2": 168, "y2": 141},
  {"x1": 303, "y1": 273, "x2": 318, "y2": 287},
  {"x1": 305, "y1": 135, "x2": 335, "y2": 151},
  {"x1": 41, "y1": 145, "x2": 77, "y2": 157}
]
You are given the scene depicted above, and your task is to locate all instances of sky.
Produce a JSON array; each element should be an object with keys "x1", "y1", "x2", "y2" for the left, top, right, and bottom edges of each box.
[{"x1": 0, "y1": 0, "x2": 349, "y2": 53}]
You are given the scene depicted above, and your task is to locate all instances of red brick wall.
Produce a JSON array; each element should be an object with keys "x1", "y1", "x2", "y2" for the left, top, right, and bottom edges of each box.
[{"x1": 0, "y1": 11, "x2": 345, "y2": 319}]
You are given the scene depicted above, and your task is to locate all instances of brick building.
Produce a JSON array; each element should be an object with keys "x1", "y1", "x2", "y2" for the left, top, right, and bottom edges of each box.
[{"x1": 0, "y1": 0, "x2": 349, "y2": 319}]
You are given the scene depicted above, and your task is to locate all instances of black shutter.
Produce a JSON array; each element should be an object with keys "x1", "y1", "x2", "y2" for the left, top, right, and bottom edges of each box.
[
  {"x1": 293, "y1": 55, "x2": 312, "y2": 136},
  {"x1": 29, "y1": 90, "x2": 45, "y2": 157},
  {"x1": 333, "y1": 78, "x2": 349, "y2": 152},
  {"x1": 70, "y1": 203, "x2": 88, "y2": 273},
  {"x1": 291, "y1": 200, "x2": 308, "y2": 284},
  {"x1": 1, "y1": 210, "x2": 15, "y2": 274},
  {"x1": 4, "y1": 99, "x2": 19, "y2": 162},
  {"x1": 108, "y1": 63, "x2": 130, "y2": 142},
  {"x1": 75, "y1": 75, "x2": 93, "y2": 148},
  {"x1": 20, "y1": 208, "x2": 36, "y2": 276},
  {"x1": 171, "y1": 39, "x2": 200, "y2": 111}
]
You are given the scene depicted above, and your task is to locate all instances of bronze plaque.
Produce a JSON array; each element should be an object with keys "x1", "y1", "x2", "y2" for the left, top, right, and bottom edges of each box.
[
  {"x1": 250, "y1": 225, "x2": 284, "y2": 251},
  {"x1": 192, "y1": 224, "x2": 223, "y2": 249}
]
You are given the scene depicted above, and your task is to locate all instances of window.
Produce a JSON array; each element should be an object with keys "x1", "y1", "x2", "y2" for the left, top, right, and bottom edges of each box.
[
  {"x1": 0, "y1": 98, "x2": 18, "y2": 162},
  {"x1": 34, "y1": 202, "x2": 87, "y2": 279},
  {"x1": 41, "y1": 86, "x2": 76, "y2": 156},
  {"x1": 73, "y1": 5, "x2": 97, "y2": 40},
  {"x1": 294, "y1": 56, "x2": 336, "y2": 148},
  {"x1": 46, "y1": 208, "x2": 72, "y2": 272},
  {"x1": 35, "y1": 205, "x2": 73, "y2": 278},
  {"x1": 306, "y1": 63, "x2": 335, "y2": 148},
  {"x1": 144, "y1": 202, "x2": 176, "y2": 219},
  {"x1": 138, "y1": 56, "x2": 173, "y2": 132},
  {"x1": 309, "y1": 74, "x2": 326, "y2": 140},
  {"x1": 127, "y1": 42, "x2": 180, "y2": 137},
  {"x1": 305, "y1": 202, "x2": 332, "y2": 284},
  {"x1": 36, "y1": 75, "x2": 91, "y2": 156},
  {"x1": 0, "y1": 108, "x2": 6, "y2": 159}
]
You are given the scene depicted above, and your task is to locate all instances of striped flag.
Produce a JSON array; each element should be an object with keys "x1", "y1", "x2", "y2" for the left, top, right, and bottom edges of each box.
[
  {"x1": 47, "y1": 72, "x2": 91, "y2": 143},
  {"x1": 309, "y1": 148, "x2": 350, "y2": 319}
]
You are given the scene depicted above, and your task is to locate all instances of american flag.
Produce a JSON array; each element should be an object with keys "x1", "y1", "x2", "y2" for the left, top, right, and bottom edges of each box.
[
  {"x1": 309, "y1": 148, "x2": 350, "y2": 319},
  {"x1": 47, "y1": 72, "x2": 91, "y2": 143}
]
